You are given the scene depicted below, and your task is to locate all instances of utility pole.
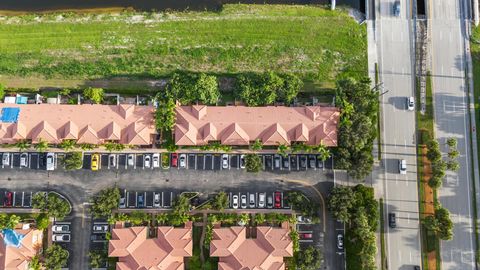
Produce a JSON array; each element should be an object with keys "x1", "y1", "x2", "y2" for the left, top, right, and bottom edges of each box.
[
  {"x1": 331, "y1": 0, "x2": 336, "y2": 10},
  {"x1": 474, "y1": 0, "x2": 479, "y2": 26}
]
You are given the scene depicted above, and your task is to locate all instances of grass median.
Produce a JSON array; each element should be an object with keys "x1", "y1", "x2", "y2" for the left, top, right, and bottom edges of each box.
[{"x1": 0, "y1": 4, "x2": 367, "y2": 89}]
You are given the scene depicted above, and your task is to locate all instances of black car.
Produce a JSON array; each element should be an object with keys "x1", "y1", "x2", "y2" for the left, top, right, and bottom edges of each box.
[
  {"x1": 316, "y1": 155, "x2": 324, "y2": 169},
  {"x1": 299, "y1": 155, "x2": 307, "y2": 169},
  {"x1": 39, "y1": 154, "x2": 46, "y2": 168},
  {"x1": 290, "y1": 155, "x2": 298, "y2": 170},
  {"x1": 413, "y1": 266, "x2": 421, "y2": 270},
  {"x1": 388, "y1": 213, "x2": 396, "y2": 228},
  {"x1": 308, "y1": 155, "x2": 316, "y2": 169},
  {"x1": 265, "y1": 155, "x2": 272, "y2": 169}
]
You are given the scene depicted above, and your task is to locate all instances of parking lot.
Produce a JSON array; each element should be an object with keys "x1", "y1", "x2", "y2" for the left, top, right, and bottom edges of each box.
[
  {"x1": 119, "y1": 189, "x2": 176, "y2": 209},
  {"x1": 0, "y1": 151, "x2": 333, "y2": 172},
  {"x1": 0, "y1": 189, "x2": 33, "y2": 208}
]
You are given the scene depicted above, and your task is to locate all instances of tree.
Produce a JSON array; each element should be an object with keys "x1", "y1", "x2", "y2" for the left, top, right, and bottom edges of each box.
[
  {"x1": 0, "y1": 213, "x2": 20, "y2": 229},
  {"x1": 213, "y1": 191, "x2": 229, "y2": 211},
  {"x1": 424, "y1": 206, "x2": 453, "y2": 240},
  {"x1": 277, "y1": 144, "x2": 290, "y2": 157},
  {"x1": 446, "y1": 137, "x2": 457, "y2": 148},
  {"x1": 34, "y1": 139, "x2": 48, "y2": 152},
  {"x1": 448, "y1": 149, "x2": 460, "y2": 159},
  {"x1": 155, "y1": 213, "x2": 169, "y2": 225},
  {"x1": 235, "y1": 72, "x2": 282, "y2": 106},
  {"x1": 104, "y1": 142, "x2": 126, "y2": 152},
  {"x1": 447, "y1": 160, "x2": 460, "y2": 171},
  {"x1": 155, "y1": 98, "x2": 176, "y2": 131},
  {"x1": 91, "y1": 187, "x2": 120, "y2": 218},
  {"x1": 245, "y1": 154, "x2": 262, "y2": 172},
  {"x1": 35, "y1": 213, "x2": 50, "y2": 230},
  {"x1": 426, "y1": 140, "x2": 442, "y2": 162},
  {"x1": 88, "y1": 250, "x2": 106, "y2": 268},
  {"x1": 327, "y1": 186, "x2": 355, "y2": 223},
  {"x1": 428, "y1": 175, "x2": 443, "y2": 189},
  {"x1": 58, "y1": 139, "x2": 76, "y2": 151},
  {"x1": 63, "y1": 151, "x2": 83, "y2": 170},
  {"x1": 129, "y1": 211, "x2": 149, "y2": 226},
  {"x1": 14, "y1": 139, "x2": 31, "y2": 151},
  {"x1": 83, "y1": 87, "x2": 104, "y2": 104},
  {"x1": 278, "y1": 73, "x2": 302, "y2": 103},
  {"x1": 44, "y1": 244, "x2": 69, "y2": 270},
  {"x1": 297, "y1": 246, "x2": 323, "y2": 270},
  {"x1": 254, "y1": 213, "x2": 266, "y2": 225},
  {"x1": 314, "y1": 144, "x2": 331, "y2": 161},
  {"x1": 45, "y1": 193, "x2": 70, "y2": 220},
  {"x1": 32, "y1": 192, "x2": 48, "y2": 211},
  {"x1": 250, "y1": 139, "x2": 263, "y2": 151},
  {"x1": 29, "y1": 255, "x2": 42, "y2": 270},
  {"x1": 166, "y1": 72, "x2": 220, "y2": 105}
]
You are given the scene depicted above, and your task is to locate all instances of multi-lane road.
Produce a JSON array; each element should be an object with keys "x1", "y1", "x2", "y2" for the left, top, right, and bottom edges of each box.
[
  {"x1": 376, "y1": 0, "x2": 422, "y2": 269},
  {"x1": 430, "y1": 0, "x2": 478, "y2": 269}
]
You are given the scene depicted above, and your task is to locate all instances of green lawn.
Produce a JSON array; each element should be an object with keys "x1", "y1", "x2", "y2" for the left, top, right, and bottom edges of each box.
[{"x1": 0, "y1": 4, "x2": 367, "y2": 87}]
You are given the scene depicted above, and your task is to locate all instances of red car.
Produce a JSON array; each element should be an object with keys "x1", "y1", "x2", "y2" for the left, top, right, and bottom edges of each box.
[
  {"x1": 171, "y1": 153, "x2": 178, "y2": 167},
  {"x1": 274, "y1": 192, "x2": 282, "y2": 208},
  {"x1": 4, "y1": 192, "x2": 13, "y2": 207},
  {"x1": 300, "y1": 233, "x2": 313, "y2": 239}
]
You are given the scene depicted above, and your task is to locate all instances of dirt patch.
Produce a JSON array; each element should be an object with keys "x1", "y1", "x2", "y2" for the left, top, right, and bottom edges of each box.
[{"x1": 421, "y1": 145, "x2": 436, "y2": 270}]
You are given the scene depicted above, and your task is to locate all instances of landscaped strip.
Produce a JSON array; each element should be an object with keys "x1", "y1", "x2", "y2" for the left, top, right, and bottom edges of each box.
[{"x1": 379, "y1": 198, "x2": 386, "y2": 270}]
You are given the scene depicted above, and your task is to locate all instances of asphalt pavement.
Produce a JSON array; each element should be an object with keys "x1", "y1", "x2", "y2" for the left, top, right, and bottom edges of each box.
[
  {"x1": 375, "y1": 0, "x2": 422, "y2": 268},
  {"x1": 430, "y1": 0, "x2": 478, "y2": 269}
]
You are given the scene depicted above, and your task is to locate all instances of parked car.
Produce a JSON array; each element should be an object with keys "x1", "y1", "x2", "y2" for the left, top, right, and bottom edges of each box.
[
  {"x1": 297, "y1": 215, "x2": 312, "y2": 223},
  {"x1": 90, "y1": 234, "x2": 107, "y2": 242},
  {"x1": 258, "y1": 193, "x2": 266, "y2": 208},
  {"x1": 46, "y1": 152, "x2": 55, "y2": 171},
  {"x1": 152, "y1": 153, "x2": 160, "y2": 168},
  {"x1": 171, "y1": 153, "x2": 178, "y2": 167},
  {"x1": 267, "y1": 195, "x2": 273, "y2": 209},
  {"x1": 274, "y1": 155, "x2": 281, "y2": 169},
  {"x1": 137, "y1": 193, "x2": 145, "y2": 208},
  {"x1": 119, "y1": 197, "x2": 126, "y2": 208},
  {"x1": 283, "y1": 193, "x2": 291, "y2": 209},
  {"x1": 179, "y1": 154, "x2": 187, "y2": 168},
  {"x1": 337, "y1": 233, "x2": 344, "y2": 250},
  {"x1": 282, "y1": 156, "x2": 289, "y2": 169},
  {"x1": 144, "y1": 155, "x2": 151, "y2": 168},
  {"x1": 154, "y1": 192, "x2": 161, "y2": 207},
  {"x1": 4, "y1": 191, "x2": 12, "y2": 207},
  {"x1": 232, "y1": 195, "x2": 239, "y2": 209},
  {"x1": 407, "y1": 96, "x2": 415, "y2": 111},
  {"x1": 109, "y1": 154, "x2": 116, "y2": 168},
  {"x1": 389, "y1": 213, "x2": 396, "y2": 228},
  {"x1": 393, "y1": 0, "x2": 401, "y2": 17},
  {"x1": 249, "y1": 193, "x2": 255, "y2": 208},
  {"x1": 413, "y1": 266, "x2": 421, "y2": 270},
  {"x1": 52, "y1": 234, "x2": 70, "y2": 242},
  {"x1": 240, "y1": 194, "x2": 247, "y2": 209},
  {"x1": 240, "y1": 154, "x2": 246, "y2": 169},
  {"x1": 20, "y1": 153, "x2": 28, "y2": 167},
  {"x1": 127, "y1": 154, "x2": 135, "y2": 166},
  {"x1": 52, "y1": 225, "x2": 70, "y2": 233},
  {"x1": 2, "y1": 153, "x2": 9, "y2": 166},
  {"x1": 299, "y1": 155, "x2": 307, "y2": 169},
  {"x1": 300, "y1": 233, "x2": 313, "y2": 239},
  {"x1": 265, "y1": 155, "x2": 272, "y2": 169},
  {"x1": 274, "y1": 192, "x2": 282, "y2": 208},
  {"x1": 399, "y1": 159, "x2": 407, "y2": 174},
  {"x1": 92, "y1": 224, "x2": 109, "y2": 233},
  {"x1": 91, "y1": 153, "x2": 99, "y2": 171},
  {"x1": 308, "y1": 155, "x2": 316, "y2": 169},
  {"x1": 222, "y1": 154, "x2": 229, "y2": 169}
]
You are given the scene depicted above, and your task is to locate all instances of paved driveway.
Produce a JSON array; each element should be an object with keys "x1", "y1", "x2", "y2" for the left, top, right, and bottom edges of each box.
[{"x1": 0, "y1": 165, "x2": 337, "y2": 270}]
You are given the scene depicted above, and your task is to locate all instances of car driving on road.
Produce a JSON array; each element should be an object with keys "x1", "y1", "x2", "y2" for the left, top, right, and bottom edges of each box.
[
  {"x1": 407, "y1": 96, "x2": 415, "y2": 111},
  {"x1": 393, "y1": 1, "x2": 400, "y2": 17},
  {"x1": 389, "y1": 213, "x2": 397, "y2": 228},
  {"x1": 399, "y1": 159, "x2": 407, "y2": 174}
]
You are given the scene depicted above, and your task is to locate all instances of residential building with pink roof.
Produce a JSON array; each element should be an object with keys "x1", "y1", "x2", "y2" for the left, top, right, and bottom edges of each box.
[
  {"x1": 174, "y1": 105, "x2": 340, "y2": 146},
  {"x1": 0, "y1": 227, "x2": 43, "y2": 270},
  {"x1": 108, "y1": 222, "x2": 193, "y2": 270},
  {"x1": 0, "y1": 104, "x2": 156, "y2": 146},
  {"x1": 210, "y1": 222, "x2": 293, "y2": 270}
]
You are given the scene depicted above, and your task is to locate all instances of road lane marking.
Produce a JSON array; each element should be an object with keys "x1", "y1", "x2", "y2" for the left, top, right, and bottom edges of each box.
[
  {"x1": 398, "y1": 250, "x2": 402, "y2": 262},
  {"x1": 407, "y1": 213, "x2": 410, "y2": 223},
  {"x1": 395, "y1": 175, "x2": 398, "y2": 185},
  {"x1": 404, "y1": 139, "x2": 407, "y2": 148},
  {"x1": 410, "y1": 251, "x2": 412, "y2": 262}
]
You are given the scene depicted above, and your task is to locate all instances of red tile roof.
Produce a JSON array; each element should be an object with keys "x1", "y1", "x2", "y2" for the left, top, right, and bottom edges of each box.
[
  {"x1": 0, "y1": 227, "x2": 43, "y2": 270},
  {"x1": 175, "y1": 105, "x2": 339, "y2": 146}
]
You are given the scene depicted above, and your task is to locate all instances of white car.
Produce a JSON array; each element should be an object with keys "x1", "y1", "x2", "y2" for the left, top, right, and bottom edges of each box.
[
  {"x1": 258, "y1": 193, "x2": 266, "y2": 208},
  {"x1": 52, "y1": 234, "x2": 70, "y2": 242},
  {"x1": 2, "y1": 153, "x2": 9, "y2": 166},
  {"x1": 109, "y1": 154, "x2": 116, "y2": 168},
  {"x1": 127, "y1": 154, "x2": 135, "y2": 166},
  {"x1": 240, "y1": 154, "x2": 246, "y2": 169},
  {"x1": 144, "y1": 155, "x2": 151, "y2": 168},
  {"x1": 154, "y1": 192, "x2": 161, "y2": 207},
  {"x1": 399, "y1": 159, "x2": 407, "y2": 174},
  {"x1": 179, "y1": 154, "x2": 187, "y2": 168},
  {"x1": 119, "y1": 197, "x2": 126, "y2": 208},
  {"x1": 222, "y1": 154, "x2": 229, "y2": 169},
  {"x1": 407, "y1": 97, "x2": 415, "y2": 111},
  {"x1": 152, "y1": 153, "x2": 160, "y2": 168},
  {"x1": 46, "y1": 153, "x2": 55, "y2": 171},
  {"x1": 297, "y1": 215, "x2": 312, "y2": 224},
  {"x1": 52, "y1": 225, "x2": 69, "y2": 233},
  {"x1": 232, "y1": 195, "x2": 239, "y2": 209},
  {"x1": 20, "y1": 153, "x2": 28, "y2": 167},
  {"x1": 240, "y1": 194, "x2": 247, "y2": 209},
  {"x1": 92, "y1": 224, "x2": 109, "y2": 233}
]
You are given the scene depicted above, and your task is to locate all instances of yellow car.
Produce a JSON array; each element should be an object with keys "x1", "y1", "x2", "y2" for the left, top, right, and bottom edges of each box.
[{"x1": 91, "y1": 154, "x2": 100, "y2": 171}]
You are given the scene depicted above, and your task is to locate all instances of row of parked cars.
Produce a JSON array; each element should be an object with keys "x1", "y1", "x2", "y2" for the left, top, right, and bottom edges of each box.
[
  {"x1": 52, "y1": 223, "x2": 71, "y2": 243},
  {"x1": 1, "y1": 152, "x2": 55, "y2": 170},
  {"x1": 230, "y1": 191, "x2": 288, "y2": 209}
]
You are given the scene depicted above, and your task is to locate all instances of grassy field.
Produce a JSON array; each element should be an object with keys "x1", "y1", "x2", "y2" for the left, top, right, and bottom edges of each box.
[{"x1": 0, "y1": 4, "x2": 367, "y2": 89}]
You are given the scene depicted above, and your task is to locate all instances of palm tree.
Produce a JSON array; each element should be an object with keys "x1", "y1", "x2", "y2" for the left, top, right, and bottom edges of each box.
[
  {"x1": 315, "y1": 144, "x2": 331, "y2": 161},
  {"x1": 34, "y1": 139, "x2": 49, "y2": 152},
  {"x1": 251, "y1": 139, "x2": 263, "y2": 151},
  {"x1": 59, "y1": 139, "x2": 76, "y2": 151},
  {"x1": 14, "y1": 139, "x2": 31, "y2": 151},
  {"x1": 277, "y1": 144, "x2": 290, "y2": 157}
]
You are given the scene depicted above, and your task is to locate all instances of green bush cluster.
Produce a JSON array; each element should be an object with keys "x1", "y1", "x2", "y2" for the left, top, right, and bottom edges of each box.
[
  {"x1": 91, "y1": 187, "x2": 121, "y2": 218},
  {"x1": 335, "y1": 77, "x2": 379, "y2": 180},
  {"x1": 286, "y1": 191, "x2": 319, "y2": 219},
  {"x1": 199, "y1": 142, "x2": 232, "y2": 152},
  {"x1": 423, "y1": 205, "x2": 453, "y2": 240},
  {"x1": 63, "y1": 151, "x2": 83, "y2": 170},
  {"x1": 32, "y1": 192, "x2": 71, "y2": 220},
  {"x1": 245, "y1": 154, "x2": 262, "y2": 172}
]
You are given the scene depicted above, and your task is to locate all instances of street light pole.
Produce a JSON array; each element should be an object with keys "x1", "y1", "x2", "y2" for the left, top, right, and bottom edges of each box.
[{"x1": 331, "y1": 0, "x2": 336, "y2": 10}]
